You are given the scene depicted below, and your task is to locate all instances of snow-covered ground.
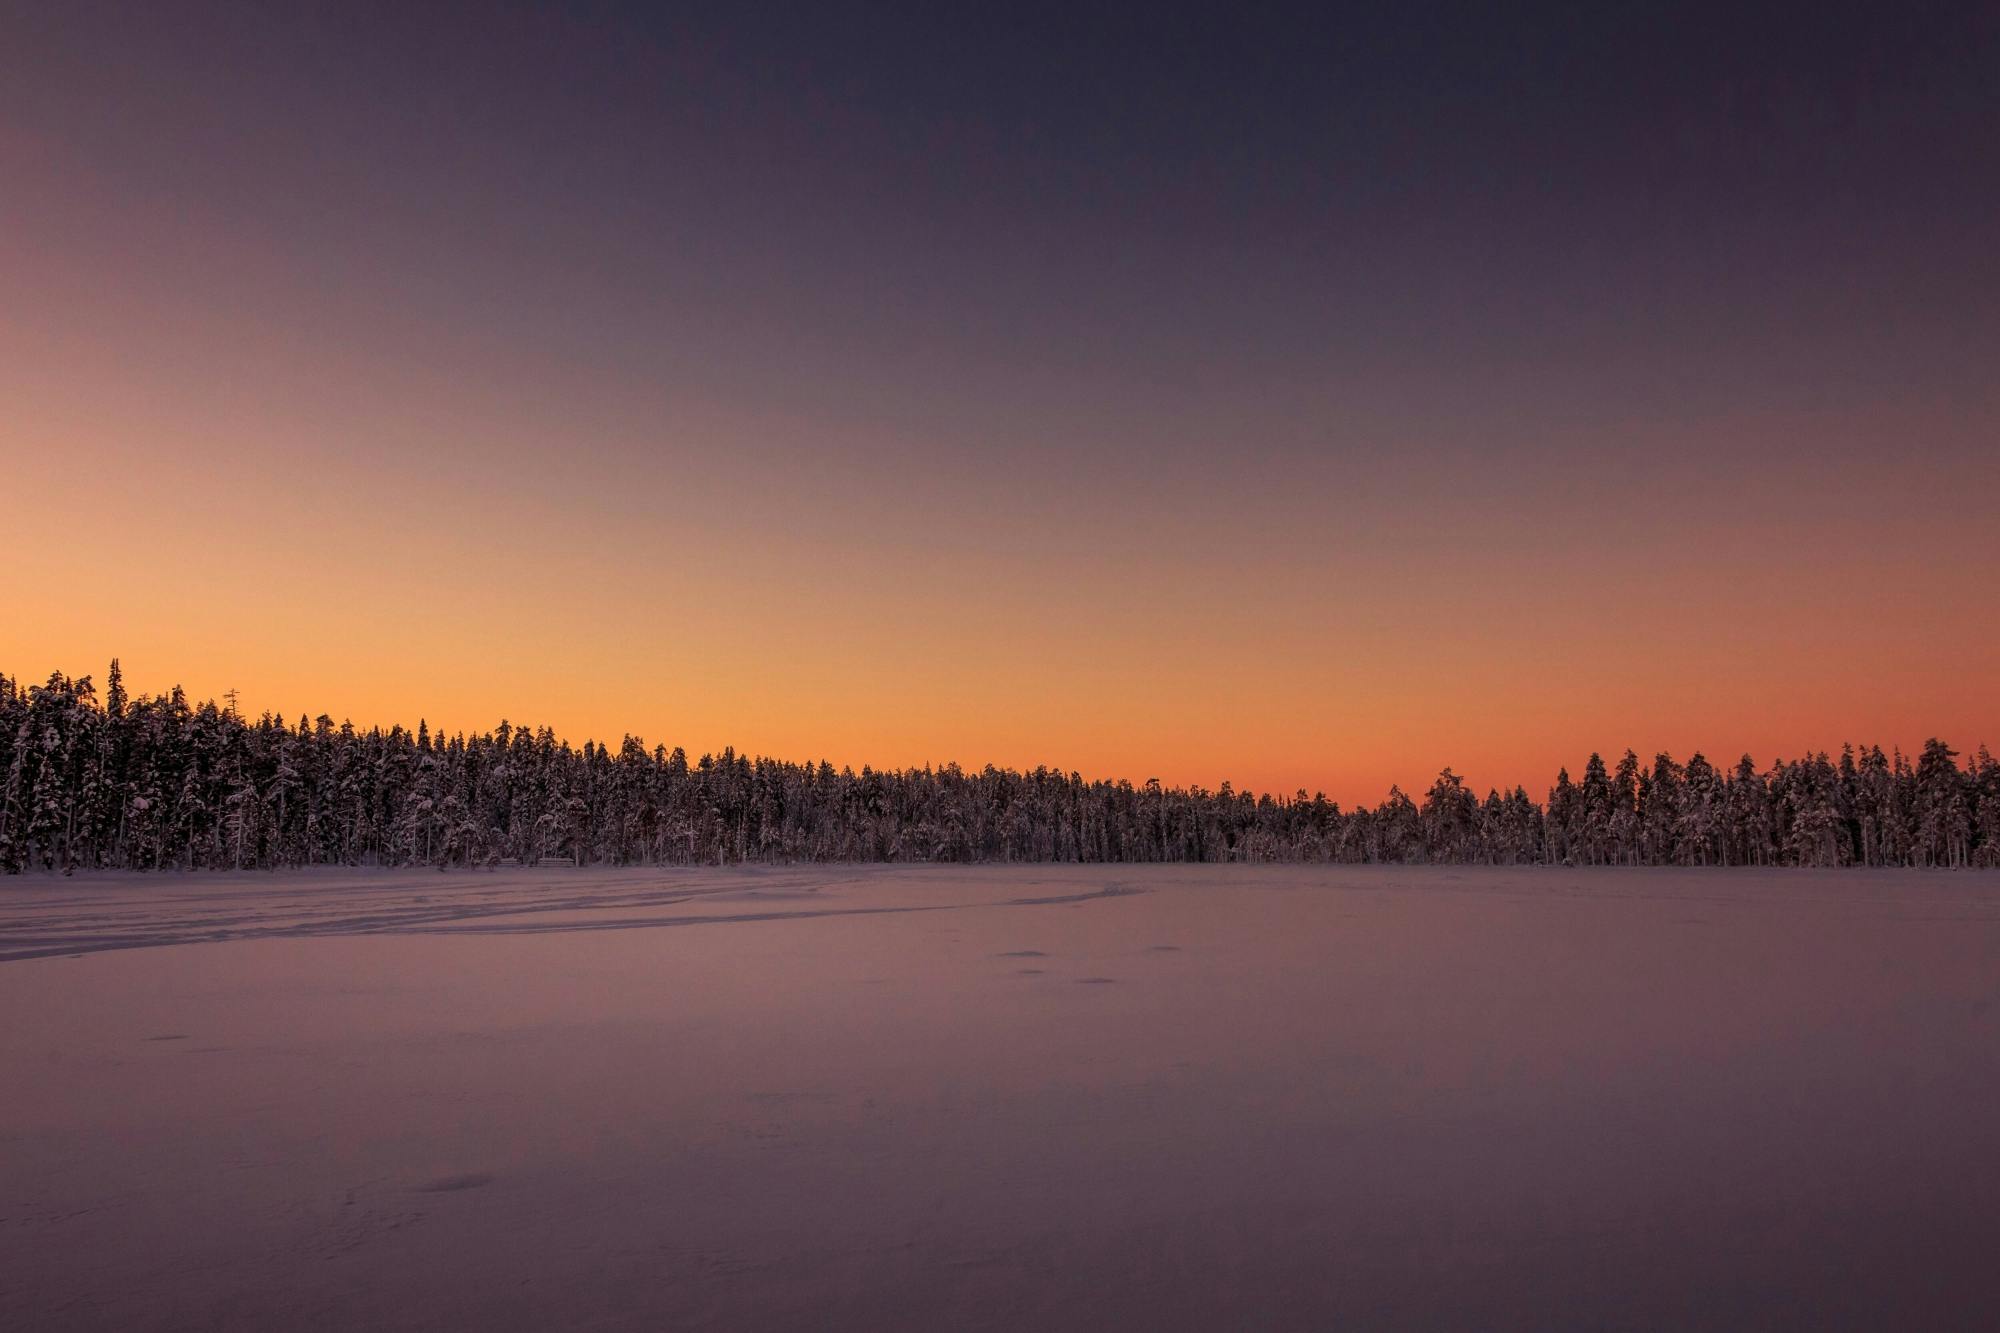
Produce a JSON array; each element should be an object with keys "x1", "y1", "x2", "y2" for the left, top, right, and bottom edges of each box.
[{"x1": 5, "y1": 865, "x2": 1999, "y2": 1330}]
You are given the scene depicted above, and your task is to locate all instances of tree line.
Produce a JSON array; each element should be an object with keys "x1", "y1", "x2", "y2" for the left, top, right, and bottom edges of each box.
[{"x1": 4, "y1": 663, "x2": 1996, "y2": 873}]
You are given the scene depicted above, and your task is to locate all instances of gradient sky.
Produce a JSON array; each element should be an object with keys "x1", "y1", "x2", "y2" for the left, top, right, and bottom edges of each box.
[{"x1": 4, "y1": 1, "x2": 1996, "y2": 802}]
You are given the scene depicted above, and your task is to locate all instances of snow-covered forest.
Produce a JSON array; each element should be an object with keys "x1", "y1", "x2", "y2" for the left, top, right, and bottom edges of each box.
[{"x1": 4, "y1": 663, "x2": 1996, "y2": 873}]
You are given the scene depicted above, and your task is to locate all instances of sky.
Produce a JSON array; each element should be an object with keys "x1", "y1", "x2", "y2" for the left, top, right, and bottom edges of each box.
[{"x1": 3, "y1": 1, "x2": 1996, "y2": 802}]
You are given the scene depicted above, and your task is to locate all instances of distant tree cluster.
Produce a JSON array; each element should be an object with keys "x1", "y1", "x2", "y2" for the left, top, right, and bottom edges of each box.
[{"x1": 4, "y1": 664, "x2": 1997, "y2": 874}]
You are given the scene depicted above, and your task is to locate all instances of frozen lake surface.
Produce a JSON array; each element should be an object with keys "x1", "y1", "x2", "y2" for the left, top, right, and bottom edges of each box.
[{"x1": 5, "y1": 864, "x2": 2000, "y2": 1330}]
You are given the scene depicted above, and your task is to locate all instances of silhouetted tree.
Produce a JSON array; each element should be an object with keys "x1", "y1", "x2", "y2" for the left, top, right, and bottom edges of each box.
[{"x1": 2, "y1": 663, "x2": 1993, "y2": 873}]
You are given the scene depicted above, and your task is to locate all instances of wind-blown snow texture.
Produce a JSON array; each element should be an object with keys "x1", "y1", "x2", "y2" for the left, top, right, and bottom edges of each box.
[{"x1": 6, "y1": 864, "x2": 2000, "y2": 1330}]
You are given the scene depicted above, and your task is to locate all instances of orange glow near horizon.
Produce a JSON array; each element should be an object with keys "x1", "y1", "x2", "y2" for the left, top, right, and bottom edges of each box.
[
  {"x1": 5, "y1": 9, "x2": 1996, "y2": 806},
  {"x1": 5, "y1": 255, "x2": 1997, "y2": 803},
  {"x1": 8, "y1": 369, "x2": 1995, "y2": 805},
  {"x1": 5, "y1": 261, "x2": 1995, "y2": 804}
]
